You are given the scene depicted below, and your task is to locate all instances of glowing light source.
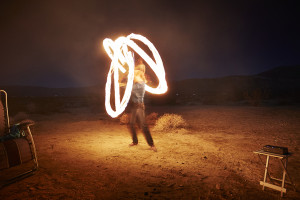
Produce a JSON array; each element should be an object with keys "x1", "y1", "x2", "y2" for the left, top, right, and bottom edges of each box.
[{"x1": 103, "y1": 33, "x2": 168, "y2": 118}]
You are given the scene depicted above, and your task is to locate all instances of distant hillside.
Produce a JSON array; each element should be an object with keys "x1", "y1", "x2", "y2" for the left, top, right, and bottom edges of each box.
[
  {"x1": 257, "y1": 65, "x2": 300, "y2": 79},
  {"x1": 0, "y1": 85, "x2": 104, "y2": 97},
  {"x1": 1, "y1": 65, "x2": 299, "y2": 106},
  {"x1": 157, "y1": 65, "x2": 300, "y2": 106}
]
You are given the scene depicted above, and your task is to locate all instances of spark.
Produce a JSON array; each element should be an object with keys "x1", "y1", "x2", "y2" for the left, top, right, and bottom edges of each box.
[{"x1": 103, "y1": 33, "x2": 168, "y2": 118}]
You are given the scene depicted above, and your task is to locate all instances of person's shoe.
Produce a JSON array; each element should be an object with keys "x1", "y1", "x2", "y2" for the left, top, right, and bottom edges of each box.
[
  {"x1": 129, "y1": 142, "x2": 138, "y2": 147},
  {"x1": 149, "y1": 145, "x2": 157, "y2": 152}
]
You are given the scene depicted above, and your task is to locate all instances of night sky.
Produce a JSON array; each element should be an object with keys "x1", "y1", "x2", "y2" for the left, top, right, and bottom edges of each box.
[{"x1": 0, "y1": 0, "x2": 299, "y2": 88}]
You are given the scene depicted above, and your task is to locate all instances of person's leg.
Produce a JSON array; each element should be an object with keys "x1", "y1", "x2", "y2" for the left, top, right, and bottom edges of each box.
[
  {"x1": 136, "y1": 108, "x2": 154, "y2": 147},
  {"x1": 129, "y1": 107, "x2": 138, "y2": 145}
]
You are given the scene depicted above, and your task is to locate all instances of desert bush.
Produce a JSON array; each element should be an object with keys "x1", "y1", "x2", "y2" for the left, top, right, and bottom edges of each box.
[
  {"x1": 119, "y1": 112, "x2": 158, "y2": 125},
  {"x1": 146, "y1": 112, "x2": 158, "y2": 125},
  {"x1": 153, "y1": 113, "x2": 188, "y2": 132},
  {"x1": 243, "y1": 88, "x2": 270, "y2": 106},
  {"x1": 119, "y1": 113, "x2": 130, "y2": 124}
]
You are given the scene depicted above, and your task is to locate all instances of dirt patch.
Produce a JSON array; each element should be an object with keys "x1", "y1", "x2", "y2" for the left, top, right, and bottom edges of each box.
[{"x1": 1, "y1": 105, "x2": 300, "y2": 199}]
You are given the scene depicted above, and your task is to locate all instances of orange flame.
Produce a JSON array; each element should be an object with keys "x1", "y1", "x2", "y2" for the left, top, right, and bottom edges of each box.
[{"x1": 103, "y1": 33, "x2": 167, "y2": 118}]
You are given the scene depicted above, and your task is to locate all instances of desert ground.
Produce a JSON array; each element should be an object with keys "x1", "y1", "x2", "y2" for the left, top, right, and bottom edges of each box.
[{"x1": 1, "y1": 102, "x2": 300, "y2": 200}]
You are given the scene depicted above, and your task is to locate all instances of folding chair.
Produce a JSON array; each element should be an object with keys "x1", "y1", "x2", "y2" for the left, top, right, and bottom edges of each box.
[{"x1": 0, "y1": 90, "x2": 38, "y2": 187}]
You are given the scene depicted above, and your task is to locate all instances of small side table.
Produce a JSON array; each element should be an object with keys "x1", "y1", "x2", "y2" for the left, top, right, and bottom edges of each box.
[{"x1": 254, "y1": 150, "x2": 296, "y2": 197}]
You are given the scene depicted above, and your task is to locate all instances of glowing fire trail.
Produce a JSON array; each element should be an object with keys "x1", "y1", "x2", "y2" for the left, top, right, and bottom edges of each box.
[{"x1": 103, "y1": 33, "x2": 168, "y2": 118}]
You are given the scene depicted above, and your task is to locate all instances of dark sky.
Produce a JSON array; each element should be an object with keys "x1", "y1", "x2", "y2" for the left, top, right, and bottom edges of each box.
[{"x1": 0, "y1": 0, "x2": 299, "y2": 88}]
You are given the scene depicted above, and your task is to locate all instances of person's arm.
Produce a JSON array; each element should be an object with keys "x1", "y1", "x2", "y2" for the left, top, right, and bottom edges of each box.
[
  {"x1": 119, "y1": 74, "x2": 127, "y2": 88},
  {"x1": 119, "y1": 82, "x2": 126, "y2": 87}
]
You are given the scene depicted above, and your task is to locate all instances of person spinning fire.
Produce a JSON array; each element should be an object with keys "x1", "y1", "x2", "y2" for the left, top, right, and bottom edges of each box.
[{"x1": 127, "y1": 58, "x2": 157, "y2": 152}]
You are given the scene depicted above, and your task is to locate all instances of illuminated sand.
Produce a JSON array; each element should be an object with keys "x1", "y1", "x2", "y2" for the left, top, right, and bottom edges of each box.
[{"x1": 1, "y1": 105, "x2": 300, "y2": 199}]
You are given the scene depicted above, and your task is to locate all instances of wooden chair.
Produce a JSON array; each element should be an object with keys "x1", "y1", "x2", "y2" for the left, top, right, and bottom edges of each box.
[{"x1": 0, "y1": 90, "x2": 38, "y2": 187}]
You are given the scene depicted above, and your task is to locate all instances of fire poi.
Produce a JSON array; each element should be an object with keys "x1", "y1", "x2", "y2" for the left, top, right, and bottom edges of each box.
[{"x1": 103, "y1": 33, "x2": 168, "y2": 118}]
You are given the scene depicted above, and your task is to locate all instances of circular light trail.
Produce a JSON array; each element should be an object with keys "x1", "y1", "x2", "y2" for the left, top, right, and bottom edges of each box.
[{"x1": 103, "y1": 33, "x2": 168, "y2": 118}]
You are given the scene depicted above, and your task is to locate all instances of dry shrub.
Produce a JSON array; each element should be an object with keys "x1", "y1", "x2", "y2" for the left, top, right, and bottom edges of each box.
[
  {"x1": 119, "y1": 112, "x2": 158, "y2": 125},
  {"x1": 146, "y1": 112, "x2": 158, "y2": 125},
  {"x1": 243, "y1": 89, "x2": 269, "y2": 106},
  {"x1": 153, "y1": 113, "x2": 188, "y2": 132},
  {"x1": 120, "y1": 113, "x2": 130, "y2": 124}
]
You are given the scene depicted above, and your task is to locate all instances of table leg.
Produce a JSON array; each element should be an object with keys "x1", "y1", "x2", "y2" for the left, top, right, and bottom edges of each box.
[
  {"x1": 263, "y1": 155, "x2": 270, "y2": 190},
  {"x1": 280, "y1": 158, "x2": 287, "y2": 197}
]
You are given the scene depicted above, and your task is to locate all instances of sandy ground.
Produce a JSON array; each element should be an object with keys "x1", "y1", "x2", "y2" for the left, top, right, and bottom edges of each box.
[{"x1": 1, "y1": 105, "x2": 300, "y2": 200}]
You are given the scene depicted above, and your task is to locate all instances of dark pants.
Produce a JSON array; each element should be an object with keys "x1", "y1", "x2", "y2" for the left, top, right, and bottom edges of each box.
[{"x1": 129, "y1": 103, "x2": 154, "y2": 146}]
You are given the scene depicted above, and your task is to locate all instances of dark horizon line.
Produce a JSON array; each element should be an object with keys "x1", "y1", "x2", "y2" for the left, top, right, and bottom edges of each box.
[{"x1": 0, "y1": 64, "x2": 299, "y2": 89}]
